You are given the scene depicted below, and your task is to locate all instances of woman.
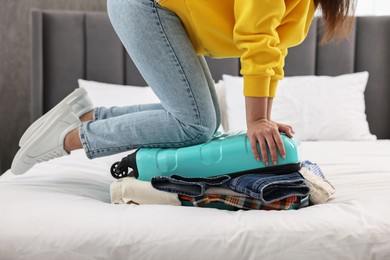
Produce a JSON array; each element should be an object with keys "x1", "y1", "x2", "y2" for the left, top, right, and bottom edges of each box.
[{"x1": 11, "y1": 0, "x2": 355, "y2": 175}]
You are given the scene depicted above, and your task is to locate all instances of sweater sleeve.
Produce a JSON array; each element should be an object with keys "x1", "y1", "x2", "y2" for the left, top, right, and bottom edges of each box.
[
  {"x1": 233, "y1": 0, "x2": 286, "y2": 97},
  {"x1": 270, "y1": 48, "x2": 288, "y2": 97}
]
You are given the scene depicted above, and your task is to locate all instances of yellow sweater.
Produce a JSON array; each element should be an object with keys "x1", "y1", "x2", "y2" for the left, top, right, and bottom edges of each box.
[{"x1": 157, "y1": 0, "x2": 316, "y2": 97}]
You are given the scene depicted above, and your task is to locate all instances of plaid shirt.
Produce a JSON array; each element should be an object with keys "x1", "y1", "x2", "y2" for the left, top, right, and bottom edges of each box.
[{"x1": 179, "y1": 194, "x2": 303, "y2": 210}]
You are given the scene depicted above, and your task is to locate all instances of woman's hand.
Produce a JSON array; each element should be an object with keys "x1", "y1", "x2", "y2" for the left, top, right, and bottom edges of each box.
[
  {"x1": 245, "y1": 96, "x2": 294, "y2": 166},
  {"x1": 247, "y1": 119, "x2": 286, "y2": 166},
  {"x1": 272, "y1": 121, "x2": 294, "y2": 138}
]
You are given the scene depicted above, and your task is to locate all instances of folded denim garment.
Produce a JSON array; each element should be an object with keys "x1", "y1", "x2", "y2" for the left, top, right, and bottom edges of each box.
[
  {"x1": 225, "y1": 172, "x2": 310, "y2": 204},
  {"x1": 152, "y1": 172, "x2": 310, "y2": 205},
  {"x1": 151, "y1": 174, "x2": 231, "y2": 197},
  {"x1": 205, "y1": 187, "x2": 248, "y2": 196}
]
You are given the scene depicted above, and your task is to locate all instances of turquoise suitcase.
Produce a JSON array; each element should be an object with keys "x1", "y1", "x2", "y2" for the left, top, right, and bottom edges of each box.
[{"x1": 111, "y1": 131, "x2": 300, "y2": 181}]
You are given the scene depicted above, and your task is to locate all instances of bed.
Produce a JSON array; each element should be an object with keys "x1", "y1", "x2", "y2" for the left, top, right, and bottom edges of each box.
[{"x1": 1, "y1": 9, "x2": 390, "y2": 260}]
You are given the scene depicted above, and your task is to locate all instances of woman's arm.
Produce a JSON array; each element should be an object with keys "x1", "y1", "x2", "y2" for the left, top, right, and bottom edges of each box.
[
  {"x1": 245, "y1": 96, "x2": 286, "y2": 166},
  {"x1": 267, "y1": 97, "x2": 294, "y2": 138}
]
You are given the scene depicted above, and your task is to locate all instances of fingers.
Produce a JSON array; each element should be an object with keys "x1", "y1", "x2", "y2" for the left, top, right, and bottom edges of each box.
[
  {"x1": 258, "y1": 137, "x2": 269, "y2": 166},
  {"x1": 249, "y1": 132, "x2": 285, "y2": 166},
  {"x1": 264, "y1": 132, "x2": 286, "y2": 166},
  {"x1": 249, "y1": 136, "x2": 261, "y2": 162},
  {"x1": 248, "y1": 135, "x2": 270, "y2": 166},
  {"x1": 247, "y1": 120, "x2": 292, "y2": 166},
  {"x1": 273, "y1": 132, "x2": 286, "y2": 159},
  {"x1": 278, "y1": 124, "x2": 294, "y2": 138}
]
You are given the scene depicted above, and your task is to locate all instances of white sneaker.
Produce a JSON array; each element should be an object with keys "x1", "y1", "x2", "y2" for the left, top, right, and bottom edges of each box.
[
  {"x1": 19, "y1": 88, "x2": 93, "y2": 147},
  {"x1": 11, "y1": 104, "x2": 81, "y2": 175}
]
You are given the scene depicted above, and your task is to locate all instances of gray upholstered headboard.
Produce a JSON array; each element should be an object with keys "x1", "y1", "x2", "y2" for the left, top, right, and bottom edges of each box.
[{"x1": 30, "y1": 9, "x2": 390, "y2": 139}]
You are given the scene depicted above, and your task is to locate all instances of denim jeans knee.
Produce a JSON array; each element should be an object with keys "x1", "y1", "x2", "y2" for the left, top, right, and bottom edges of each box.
[{"x1": 79, "y1": 0, "x2": 220, "y2": 159}]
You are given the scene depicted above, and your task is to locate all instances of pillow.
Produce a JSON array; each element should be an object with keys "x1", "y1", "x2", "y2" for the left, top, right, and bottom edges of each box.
[
  {"x1": 78, "y1": 79, "x2": 159, "y2": 107},
  {"x1": 222, "y1": 72, "x2": 376, "y2": 141},
  {"x1": 78, "y1": 79, "x2": 226, "y2": 131}
]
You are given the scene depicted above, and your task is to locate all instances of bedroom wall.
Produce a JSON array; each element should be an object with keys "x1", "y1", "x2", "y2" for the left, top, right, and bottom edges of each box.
[{"x1": 0, "y1": 0, "x2": 107, "y2": 174}]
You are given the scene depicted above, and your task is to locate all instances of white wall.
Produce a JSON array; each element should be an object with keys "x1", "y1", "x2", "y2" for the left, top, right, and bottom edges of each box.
[{"x1": 355, "y1": 0, "x2": 390, "y2": 15}]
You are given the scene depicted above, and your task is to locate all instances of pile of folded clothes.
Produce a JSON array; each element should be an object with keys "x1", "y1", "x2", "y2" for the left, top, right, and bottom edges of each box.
[{"x1": 110, "y1": 160, "x2": 335, "y2": 211}]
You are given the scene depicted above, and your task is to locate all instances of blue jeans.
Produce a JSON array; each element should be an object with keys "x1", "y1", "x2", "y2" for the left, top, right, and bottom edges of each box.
[
  {"x1": 151, "y1": 172, "x2": 310, "y2": 204},
  {"x1": 226, "y1": 173, "x2": 309, "y2": 204},
  {"x1": 152, "y1": 175, "x2": 231, "y2": 197},
  {"x1": 79, "y1": 0, "x2": 220, "y2": 159}
]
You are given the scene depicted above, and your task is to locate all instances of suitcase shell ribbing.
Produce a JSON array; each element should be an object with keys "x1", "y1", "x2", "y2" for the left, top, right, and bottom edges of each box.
[{"x1": 111, "y1": 131, "x2": 300, "y2": 181}]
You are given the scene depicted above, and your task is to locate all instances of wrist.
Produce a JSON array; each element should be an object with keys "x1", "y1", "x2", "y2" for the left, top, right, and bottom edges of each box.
[
  {"x1": 247, "y1": 117, "x2": 269, "y2": 129},
  {"x1": 267, "y1": 97, "x2": 274, "y2": 120},
  {"x1": 248, "y1": 118, "x2": 268, "y2": 125},
  {"x1": 245, "y1": 96, "x2": 268, "y2": 122}
]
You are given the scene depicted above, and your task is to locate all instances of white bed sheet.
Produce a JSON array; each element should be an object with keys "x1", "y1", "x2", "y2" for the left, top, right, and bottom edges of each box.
[{"x1": 1, "y1": 141, "x2": 390, "y2": 260}]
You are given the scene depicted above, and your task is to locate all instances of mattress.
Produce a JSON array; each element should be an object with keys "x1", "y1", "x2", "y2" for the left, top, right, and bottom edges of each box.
[{"x1": 1, "y1": 140, "x2": 390, "y2": 260}]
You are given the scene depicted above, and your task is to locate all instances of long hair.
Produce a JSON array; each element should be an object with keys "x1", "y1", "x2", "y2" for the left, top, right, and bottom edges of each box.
[{"x1": 315, "y1": 0, "x2": 356, "y2": 43}]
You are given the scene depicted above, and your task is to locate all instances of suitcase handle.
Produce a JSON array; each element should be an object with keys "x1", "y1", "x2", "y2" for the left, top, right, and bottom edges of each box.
[{"x1": 110, "y1": 151, "x2": 139, "y2": 179}]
